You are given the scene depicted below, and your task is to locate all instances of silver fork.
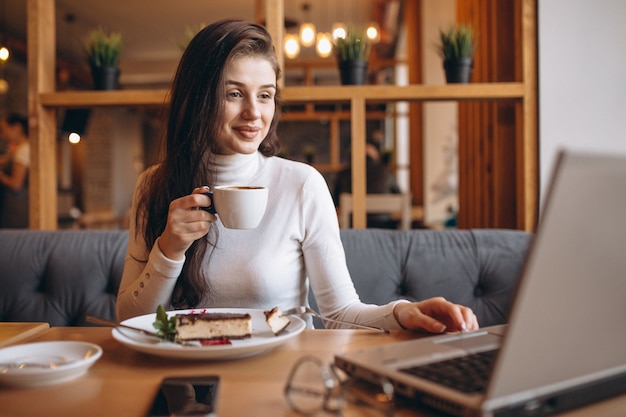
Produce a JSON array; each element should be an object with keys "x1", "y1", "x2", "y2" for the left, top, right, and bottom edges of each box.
[
  {"x1": 282, "y1": 306, "x2": 389, "y2": 334},
  {"x1": 86, "y1": 316, "x2": 159, "y2": 337}
]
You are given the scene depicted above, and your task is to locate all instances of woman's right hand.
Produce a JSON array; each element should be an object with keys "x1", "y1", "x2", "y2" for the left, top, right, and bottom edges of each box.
[{"x1": 157, "y1": 187, "x2": 217, "y2": 261}]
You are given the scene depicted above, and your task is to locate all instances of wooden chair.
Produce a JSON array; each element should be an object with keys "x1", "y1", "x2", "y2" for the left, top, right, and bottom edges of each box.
[{"x1": 339, "y1": 193, "x2": 413, "y2": 230}]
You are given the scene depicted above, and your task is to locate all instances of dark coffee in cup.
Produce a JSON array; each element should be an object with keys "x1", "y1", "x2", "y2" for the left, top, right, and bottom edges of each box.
[{"x1": 221, "y1": 186, "x2": 264, "y2": 190}]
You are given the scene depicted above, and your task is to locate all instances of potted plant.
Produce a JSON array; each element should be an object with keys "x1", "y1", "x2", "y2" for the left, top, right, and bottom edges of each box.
[
  {"x1": 435, "y1": 24, "x2": 477, "y2": 84},
  {"x1": 84, "y1": 27, "x2": 122, "y2": 90},
  {"x1": 334, "y1": 27, "x2": 372, "y2": 85}
]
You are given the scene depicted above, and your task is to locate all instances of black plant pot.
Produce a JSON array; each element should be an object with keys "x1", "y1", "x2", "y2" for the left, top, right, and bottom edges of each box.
[
  {"x1": 443, "y1": 58, "x2": 474, "y2": 84},
  {"x1": 338, "y1": 60, "x2": 368, "y2": 85},
  {"x1": 91, "y1": 66, "x2": 120, "y2": 90}
]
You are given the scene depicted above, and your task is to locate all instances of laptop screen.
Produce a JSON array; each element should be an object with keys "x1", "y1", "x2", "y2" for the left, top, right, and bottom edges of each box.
[{"x1": 487, "y1": 150, "x2": 626, "y2": 401}]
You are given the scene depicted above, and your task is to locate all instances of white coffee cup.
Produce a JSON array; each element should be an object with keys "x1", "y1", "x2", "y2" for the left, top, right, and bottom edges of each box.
[{"x1": 203, "y1": 186, "x2": 268, "y2": 229}]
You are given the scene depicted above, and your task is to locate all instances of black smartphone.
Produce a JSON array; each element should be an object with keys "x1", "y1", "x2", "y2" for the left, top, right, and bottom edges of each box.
[{"x1": 146, "y1": 375, "x2": 220, "y2": 417}]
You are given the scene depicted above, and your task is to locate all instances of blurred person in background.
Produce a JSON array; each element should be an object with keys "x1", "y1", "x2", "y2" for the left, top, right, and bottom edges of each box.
[
  {"x1": 0, "y1": 113, "x2": 30, "y2": 228},
  {"x1": 333, "y1": 138, "x2": 401, "y2": 229}
]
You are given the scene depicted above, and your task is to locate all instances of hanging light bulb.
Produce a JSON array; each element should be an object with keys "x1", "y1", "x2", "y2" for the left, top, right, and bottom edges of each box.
[
  {"x1": 315, "y1": 32, "x2": 332, "y2": 58},
  {"x1": 0, "y1": 0, "x2": 11, "y2": 63},
  {"x1": 366, "y1": 22, "x2": 381, "y2": 43},
  {"x1": 68, "y1": 132, "x2": 81, "y2": 144},
  {"x1": 331, "y1": 23, "x2": 347, "y2": 42},
  {"x1": 298, "y1": 3, "x2": 316, "y2": 48},
  {"x1": 0, "y1": 46, "x2": 9, "y2": 61},
  {"x1": 299, "y1": 23, "x2": 316, "y2": 48},
  {"x1": 284, "y1": 33, "x2": 300, "y2": 59}
]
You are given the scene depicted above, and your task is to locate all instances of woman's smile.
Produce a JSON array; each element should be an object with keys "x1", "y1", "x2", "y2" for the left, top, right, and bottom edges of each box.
[{"x1": 233, "y1": 125, "x2": 262, "y2": 139}]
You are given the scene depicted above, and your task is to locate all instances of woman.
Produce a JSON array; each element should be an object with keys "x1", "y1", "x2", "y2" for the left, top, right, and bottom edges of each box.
[
  {"x1": 117, "y1": 20, "x2": 477, "y2": 333},
  {"x1": 0, "y1": 113, "x2": 30, "y2": 228}
]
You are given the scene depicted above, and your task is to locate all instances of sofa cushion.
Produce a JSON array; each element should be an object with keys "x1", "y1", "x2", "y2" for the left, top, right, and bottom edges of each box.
[
  {"x1": 0, "y1": 230, "x2": 127, "y2": 326},
  {"x1": 326, "y1": 228, "x2": 532, "y2": 327}
]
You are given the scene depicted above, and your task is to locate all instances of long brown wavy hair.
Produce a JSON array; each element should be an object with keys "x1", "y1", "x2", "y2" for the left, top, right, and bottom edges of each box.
[{"x1": 135, "y1": 20, "x2": 282, "y2": 308}]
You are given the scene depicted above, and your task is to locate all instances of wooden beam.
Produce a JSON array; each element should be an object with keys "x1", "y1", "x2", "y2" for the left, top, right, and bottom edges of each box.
[
  {"x1": 27, "y1": 0, "x2": 57, "y2": 229},
  {"x1": 350, "y1": 98, "x2": 367, "y2": 229},
  {"x1": 264, "y1": 0, "x2": 284, "y2": 88},
  {"x1": 404, "y1": 0, "x2": 424, "y2": 208},
  {"x1": 519, "y1": 0, "x2": 539, "y2": 231}
]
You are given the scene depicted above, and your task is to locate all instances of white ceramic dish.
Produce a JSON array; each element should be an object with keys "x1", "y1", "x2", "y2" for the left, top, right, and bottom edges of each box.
[
  {"x1": 0, "y1": 341, "x2": 102, "y2": 388},
  {"x1": 112, "y1": 308, "x2": 306, "y2": 360}
]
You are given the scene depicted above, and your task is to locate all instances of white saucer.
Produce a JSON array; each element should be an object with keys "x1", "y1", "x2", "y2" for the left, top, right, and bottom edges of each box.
[
  {"x1": 113, "y1": 308, "x2": 306, "y2": 360},
  {"x1": 0, "y1": 341, "x2": 102, "y2": 388}
]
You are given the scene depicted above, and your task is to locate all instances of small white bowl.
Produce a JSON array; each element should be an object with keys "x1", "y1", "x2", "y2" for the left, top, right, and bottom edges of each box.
[{"x1": 0, "y1": 341, "x2": 102, "y2": 388}]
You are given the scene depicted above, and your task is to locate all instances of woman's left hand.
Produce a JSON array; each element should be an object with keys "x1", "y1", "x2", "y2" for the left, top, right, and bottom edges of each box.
[{"x1": 394, "y1": 297, "x2": 479, "y2": 333}]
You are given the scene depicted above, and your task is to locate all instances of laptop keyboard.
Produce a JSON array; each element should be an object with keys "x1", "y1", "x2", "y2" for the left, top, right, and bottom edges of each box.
[{"x1": 400, "y1": 349, "x2": 498, "y2": 394}]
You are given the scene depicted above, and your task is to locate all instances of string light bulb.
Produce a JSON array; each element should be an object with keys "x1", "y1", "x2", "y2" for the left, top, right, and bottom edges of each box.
[
  {"x1": 299, "y1": 23, "x2": 316, "y2": 48},
  {"x1": 284, "y1": 33, "x2": 300, "y2": 59},
  {"x1": 366, "y1": 22, "x2": 381, "y2": 43},
  {"x1": 68, "y1": 132, "x2": 81, "y2": 144},
  {"x1": 0, "y1": 46, "x2": 9, "y2": 61},
  {"x1": 315, "y1": 32, "x2": 332, "y2": 58},
  {"x1": 331, "y1": 23, "x2": 347, "y2": 42}
]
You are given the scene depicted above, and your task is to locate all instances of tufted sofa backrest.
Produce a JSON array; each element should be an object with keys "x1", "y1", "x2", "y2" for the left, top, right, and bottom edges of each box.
[
  {"x1": 0, "y1": 230, "x2": 127, "y2": 326},
  {"x1": 316, "y1": 228, "x2": 533, "y2": 327},
  {"x1": 0, "y1": 228, "x2": 531, "y2": 327}
]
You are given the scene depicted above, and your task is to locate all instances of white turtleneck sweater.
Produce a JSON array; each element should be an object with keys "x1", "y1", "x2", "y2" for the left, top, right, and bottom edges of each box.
[{"x1": 117, "y1": 152, "x2": 405, "y2": 329}]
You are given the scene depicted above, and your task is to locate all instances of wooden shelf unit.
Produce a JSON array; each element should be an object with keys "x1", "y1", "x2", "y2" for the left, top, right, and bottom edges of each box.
[
  {"x1": 39, "y1": 83, "x2": 525, "y2": 108},
  {"x1": 27, "y1": 0, "x2": 537, "y2": 230}
]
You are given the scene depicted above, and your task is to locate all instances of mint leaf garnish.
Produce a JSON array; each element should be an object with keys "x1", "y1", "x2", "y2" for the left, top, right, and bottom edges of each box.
[{"x1": 153, "y1": 305, "x2": 177, "y2": 341}]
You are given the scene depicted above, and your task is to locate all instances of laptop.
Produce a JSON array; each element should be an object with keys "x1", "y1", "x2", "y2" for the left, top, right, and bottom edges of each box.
[{"x1": 335, "y1": 149, "x2": 626, "y2": 417}]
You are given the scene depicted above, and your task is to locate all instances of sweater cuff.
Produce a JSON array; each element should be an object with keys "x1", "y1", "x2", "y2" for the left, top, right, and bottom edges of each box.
[
  {"x1": 382, "y1": 299, "x2": 411, "y2": 330},
  {"x1": 149, "y1": 236, "x2": 186, "y2": 278}
]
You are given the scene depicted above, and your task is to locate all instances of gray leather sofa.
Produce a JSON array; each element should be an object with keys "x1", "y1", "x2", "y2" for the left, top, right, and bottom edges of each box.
[{"x1": 0, "y1": 228, "x2": 531, "y2": 327}]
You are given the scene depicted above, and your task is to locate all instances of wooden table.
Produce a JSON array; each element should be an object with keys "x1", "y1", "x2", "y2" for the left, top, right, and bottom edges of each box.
[
  {"x1": 1, "y1": 327, "x2": 624, "y2": 417},
  {"x1": 0, "y1": 322, "x2": 49, "y2": 348}
]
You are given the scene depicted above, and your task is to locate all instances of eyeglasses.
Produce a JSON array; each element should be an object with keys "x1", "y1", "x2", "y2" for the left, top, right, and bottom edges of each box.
[{"x1": 284, "y1": 355, "x2": 395, "y2": 416}]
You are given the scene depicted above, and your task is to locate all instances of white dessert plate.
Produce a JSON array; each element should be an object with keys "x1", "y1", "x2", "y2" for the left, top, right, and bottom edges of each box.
[
  {"x1": 0, "y1": 341, "x2": 102, "y2": 388},
  {"x1": 112, "y1": 308, "x2": 306, "y2": 360}
]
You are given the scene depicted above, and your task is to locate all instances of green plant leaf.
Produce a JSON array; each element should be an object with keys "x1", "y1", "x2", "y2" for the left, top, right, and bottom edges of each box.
[
  {"x1": 153, "y1": 305, "x2": 177, "y2": 341},
  {"x1": 84, "y1": 27, "x2": 122, "y2": 68},
  {"x1": 435, "y1": 23, "x2": 477, "y2": 60},
  {"x1": 334, "y1": 26, "x2": 372, "y2": 61}
]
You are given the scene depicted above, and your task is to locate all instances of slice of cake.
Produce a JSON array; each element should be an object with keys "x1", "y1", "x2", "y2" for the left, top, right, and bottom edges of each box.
[
  {"x1": 264, "y1": 307, "x2": 291, "y2": 335},
  {"x1": 174, "y1": 312, "x2": 252, "y2": 342}
]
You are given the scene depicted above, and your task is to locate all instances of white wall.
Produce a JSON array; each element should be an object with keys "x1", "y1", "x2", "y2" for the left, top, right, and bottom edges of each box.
[
  {"x1": 112, "y1": 110, "x2": 144, "y2": 220},
  {"x1": 539, "y1": 0, "x2": 626, "y2": 199},
  {"x1": 84, "y1": 108, "x2": 142, "y2": 220},
  {"x1": 421, "y1": 0, "x2": 458, "y2": 225}
]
